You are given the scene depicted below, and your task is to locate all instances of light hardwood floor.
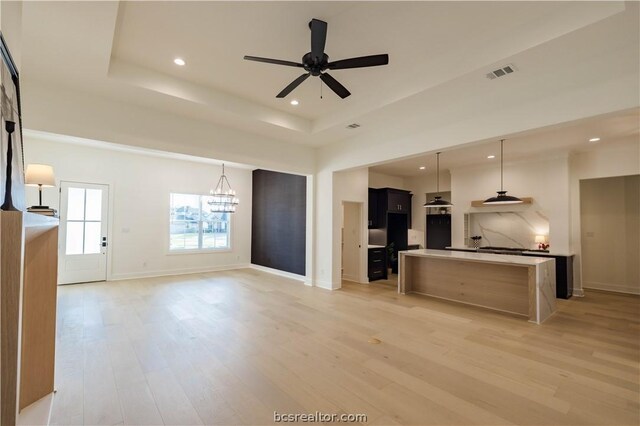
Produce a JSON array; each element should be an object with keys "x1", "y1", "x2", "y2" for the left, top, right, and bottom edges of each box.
[{"x1": 50, "y1": 269, "x2": 639, "y2": 425}]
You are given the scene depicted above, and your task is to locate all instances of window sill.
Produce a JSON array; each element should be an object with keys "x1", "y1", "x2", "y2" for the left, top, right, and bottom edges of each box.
[{"x1": 166, "y1": 248, "x2": 232, "y2": 256}]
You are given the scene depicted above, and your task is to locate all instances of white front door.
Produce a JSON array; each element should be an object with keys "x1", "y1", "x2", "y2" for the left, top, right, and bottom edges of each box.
[{"x1": 58, "y1": 181, "x2": 109, "y2": 284}]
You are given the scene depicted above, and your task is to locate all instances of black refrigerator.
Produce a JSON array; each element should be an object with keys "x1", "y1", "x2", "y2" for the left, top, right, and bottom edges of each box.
[{"x1": 426, "y1": 214, "x2": 451, "y2": 249}]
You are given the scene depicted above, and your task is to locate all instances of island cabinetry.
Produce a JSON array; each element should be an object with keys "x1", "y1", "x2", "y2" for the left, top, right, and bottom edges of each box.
[
  {"x1": 1, "y1": 212, "x2": 59, "y2": 425},
  {"x1": 399, "y1": 249, "x2": 556, "y2": 324}
]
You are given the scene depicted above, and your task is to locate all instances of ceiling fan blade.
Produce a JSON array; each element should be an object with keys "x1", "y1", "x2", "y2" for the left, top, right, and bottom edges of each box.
[
  {"x1": 319, "y1": 73, "x2": 351, "y2": 99},
  {"x1": 310, "y1": 19, "x2": 327, "y2": 62},
  {"x1": 276, "y1": 73, "x2": 311, "y2": 98},
  {"x1": 243, "y1": 55, "x2": 303, "y2": 68},
  {"x1": 327, "y1": 54, "x2": 389, "y2": 70}
]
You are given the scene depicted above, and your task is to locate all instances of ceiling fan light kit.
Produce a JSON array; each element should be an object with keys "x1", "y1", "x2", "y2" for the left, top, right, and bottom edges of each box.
[
  {"x1": 483, "y1": 139, "x2": 524, "y2": 205},
  {"x1": 244, "y1": 18, "x2": 389, "y2": 99}
]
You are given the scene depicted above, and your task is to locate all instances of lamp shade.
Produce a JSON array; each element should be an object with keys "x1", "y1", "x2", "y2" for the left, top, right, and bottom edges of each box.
[
  {"x1": 535, "y1": 235, "x2": 546, "y2": 243},
  {"x1": 25, "y1": 164, "x2": 56, "y2": 187}
]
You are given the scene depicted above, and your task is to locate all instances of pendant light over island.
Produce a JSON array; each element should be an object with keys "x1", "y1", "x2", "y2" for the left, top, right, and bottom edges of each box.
[
  {"x1": 424, "y1": 151, "x2": 453, "y2": 208},
  {"x1": 483, "y1": 139, "x2": 523, "y2": 205}
]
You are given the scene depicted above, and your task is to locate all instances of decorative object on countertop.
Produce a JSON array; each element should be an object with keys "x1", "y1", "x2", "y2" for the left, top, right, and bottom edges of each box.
[
  {"x1": 25, "y1": 164, "x2": 55, "y2": 209},
  {"x1": 0, "y1": 32, "x2": 25, "y2": 212},
  {"x1": 208, "y1": 163, "x2": 239, "y2": 213},
  {"x1": 424, "y1": 152, "x2": 453, "y2": 208},
  {"x1": 535, "y1": 235, "x2": 550, "y2": 250},
  {"x1": 471, "y1": 235, "x2": 482, "y2": 248},
  {"x1": 483, "y1": 139, "x2": 523, "y2": 205},
  {"x1": 26, "y1": 207, "x2": 57, "y2": 217},
  {"x1": 1, "y1": 121, "x2": 17, "y2": 210}
]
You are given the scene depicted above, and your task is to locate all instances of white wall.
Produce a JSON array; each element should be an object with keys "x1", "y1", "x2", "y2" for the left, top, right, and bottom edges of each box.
[
  {"x1": 368, "y1": 171, "x2": 409, "y2": 190},
  {"x1": 24, "y1": 134, "x2": 252, "y2": 280},
  {"x1": 569, "y1": 138, "x2": 640, "y2": 295}
]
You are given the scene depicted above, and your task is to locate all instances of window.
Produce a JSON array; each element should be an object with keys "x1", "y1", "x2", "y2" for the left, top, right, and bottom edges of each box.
[
  {"x1": 65, "y1": 187, "x2": 104, "y2": 255},
  {"x1": 169, "y1": 193, "x2": 230, "y2": 251}
]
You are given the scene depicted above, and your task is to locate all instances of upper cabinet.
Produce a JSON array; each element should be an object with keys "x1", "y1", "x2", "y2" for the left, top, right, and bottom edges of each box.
[
  {"x1": 386, "y1": 189, "x2": 412, "y2": 213},
  {"x1": 368, "y1": 188, "x2": 379, "y2": 229},
  {"x1": 369, "y1": 188, "x2": 412, "y2": 229}
]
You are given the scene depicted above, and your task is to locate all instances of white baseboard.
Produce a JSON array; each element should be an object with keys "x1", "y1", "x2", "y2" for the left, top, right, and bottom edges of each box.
[
  {"x1": 341, "y1": 274, "x2": 359, "y2": 283},
  {"x1": 250, "y1": 264, "x2": 310, "y2": 285},
  {"x1": 583, "y1": 281, "x2": 640, "y2": 295},
  {"x1": 572, "y1": 288, "x2": 585, "y2": 297},
  {"x1": 17, "y1": 392, "x2": 53, "y2": 426},
  {"x1": 314, "y1": 279, "x2": 337, "y2": 290},
  {"x1": 109, "y1": 263, "x2": 250, "y2": 281}
]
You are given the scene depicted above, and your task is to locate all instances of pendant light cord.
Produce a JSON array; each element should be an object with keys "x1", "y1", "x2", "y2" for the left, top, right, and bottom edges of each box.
[
  {"x1": 436, "y1": 152, "x2": 441, "y2": 195},
  {"x1": 500, "y1": 139, "x2": 504, "y2": 192}
]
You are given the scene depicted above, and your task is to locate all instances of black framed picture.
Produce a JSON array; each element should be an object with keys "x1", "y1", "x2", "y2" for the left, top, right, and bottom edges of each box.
[{"x1": 0, "y1": 31, "x2": 25, "y2": 211}]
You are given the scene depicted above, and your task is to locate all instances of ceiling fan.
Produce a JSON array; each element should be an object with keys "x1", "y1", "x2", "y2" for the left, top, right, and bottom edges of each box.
[{"x1": 243, "y1": 18, "x2": 389, "y2": 99}]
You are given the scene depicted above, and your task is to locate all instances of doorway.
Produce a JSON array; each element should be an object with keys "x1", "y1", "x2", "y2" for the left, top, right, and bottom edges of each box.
[
  {"x1": 580, "y1": 175, "x2": 639, "y2": 294},
  {"x1": 342, "y1": 202, "x2": 363, "y2": 283},
  {"x1": 58, "y1": 181, "x2": 109, "y2": 284}
]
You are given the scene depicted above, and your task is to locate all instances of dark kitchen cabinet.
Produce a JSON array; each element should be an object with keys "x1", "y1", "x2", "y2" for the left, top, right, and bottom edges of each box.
[
  {"x1": 368, "y1": 187, "x2": 412, "y2": 275},
  {"x1": 368, "y1": 188, "x2": 379, "y2": 229},
  {"x1": 375, "y1": 188, "x2": 412, "y2": 228},
  {"x1": 386, "y1": 189, "x2": 412, "y2": 213},
  {"x1": 368, "y1": 247, "x2": 387, "y2": 281},
  {"x1": 426, "y1": 214, "x2": 452, "y2": 249}
]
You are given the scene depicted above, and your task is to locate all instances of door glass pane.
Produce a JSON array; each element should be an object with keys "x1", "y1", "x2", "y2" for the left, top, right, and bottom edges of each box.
[
  {"x1": 84, "y1": 222, "x2": 101, "y2": 254},
  {"x1": 66, "y1": 222, "x2": 84, "y2": 255},
  {"x1": 67, "y1": 188, "x2": 85, "y2": 221},
  {"x1": 85, "y1": 189, "x2": 102, "y2": 221}
]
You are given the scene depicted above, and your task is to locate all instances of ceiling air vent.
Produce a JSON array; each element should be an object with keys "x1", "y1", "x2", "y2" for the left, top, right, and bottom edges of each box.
[
  {"x1": 486, "y1": 64, "x2": 517, "y2": 80},
  {"x1": 346, "y1": 123, "x2": 361, "y2": 129}
]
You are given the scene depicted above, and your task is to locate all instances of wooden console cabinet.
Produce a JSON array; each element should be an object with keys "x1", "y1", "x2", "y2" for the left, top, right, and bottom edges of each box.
[{"x1": 1, "y1": 211, "x2": 58, "y2": 425}]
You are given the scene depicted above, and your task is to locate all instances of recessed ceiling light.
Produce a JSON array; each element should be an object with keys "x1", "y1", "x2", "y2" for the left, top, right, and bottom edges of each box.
[
  {"x1": 589, "y1": 137, "x2": 600, "y2": 142},
  {"x1": 173, "y1": 58, "x2": 186, "y2": 66},
  {"x1": 419, "y1": 166, "x2": 426, "y2": 170},
  {"x1": 487, "y1": 155, "x2": 496, "y2": 159},
  {"x1": 290, "y1": 100, "x2": 299, "y2": 106}
]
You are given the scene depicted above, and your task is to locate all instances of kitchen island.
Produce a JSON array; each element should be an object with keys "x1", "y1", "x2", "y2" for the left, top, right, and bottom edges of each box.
[{"x1": 398, "y1": 249, "x2": 556, "y2": 324}]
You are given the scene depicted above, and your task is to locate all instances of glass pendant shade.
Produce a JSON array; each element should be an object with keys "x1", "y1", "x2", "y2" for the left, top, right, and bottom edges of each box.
[
  {"x1": 483, "y1": 139, "x2": 523, "y2": 205},
  {"x1": 208, "y1": 164, "x2": 239, "y2": 213},
  {"x1": 423, "y1": 152, "x2": 453, "y2": 208}
]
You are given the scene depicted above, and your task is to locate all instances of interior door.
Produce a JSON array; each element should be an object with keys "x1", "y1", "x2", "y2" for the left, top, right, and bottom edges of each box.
[{"x1": 58, "y1": 181, "x2": 109, "y2": 284}]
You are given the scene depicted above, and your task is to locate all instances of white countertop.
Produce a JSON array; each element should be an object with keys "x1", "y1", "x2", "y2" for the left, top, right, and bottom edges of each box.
[
  {"x1": 445, "y1": 246, "x2": 574, "y2": 257},
  {"x1": 368, "y1": 245, "x2": 385, "y2": 249},
  {"x1": 400, "y1": 249, "x2": 554, "y2": 266}
]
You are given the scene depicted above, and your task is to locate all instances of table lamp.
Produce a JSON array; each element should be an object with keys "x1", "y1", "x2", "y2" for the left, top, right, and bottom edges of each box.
[{"x1": 25, "y1": 164, "x2": 56, "y2": 209}]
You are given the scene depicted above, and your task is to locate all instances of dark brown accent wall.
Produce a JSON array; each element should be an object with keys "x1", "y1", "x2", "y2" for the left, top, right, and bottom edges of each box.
[{"x1": 251, "y1": 169, "x2": 306, "y2": 275}]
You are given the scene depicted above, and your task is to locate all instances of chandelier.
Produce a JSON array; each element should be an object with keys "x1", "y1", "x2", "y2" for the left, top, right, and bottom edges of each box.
[{"x1": 208, "y1": 163, "x2": 239, "y2": 213}]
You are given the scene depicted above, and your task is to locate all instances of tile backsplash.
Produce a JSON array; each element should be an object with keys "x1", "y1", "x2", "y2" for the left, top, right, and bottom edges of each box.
[{"x1": 468, "y1": 211, "x2": 549, "y2": 249}]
